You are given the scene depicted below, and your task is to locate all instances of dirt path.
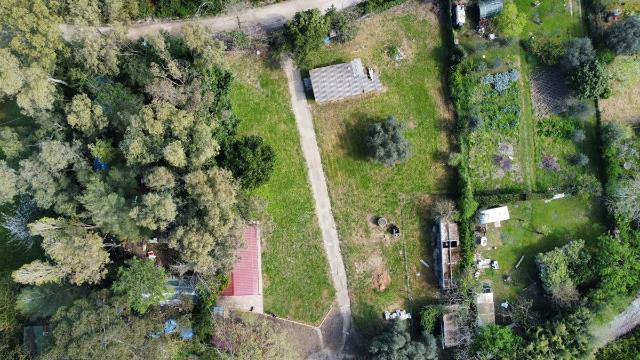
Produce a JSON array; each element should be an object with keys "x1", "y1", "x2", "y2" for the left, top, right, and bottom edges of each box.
[
  {"x1": 592, "y1": 294, "x2": 640, "y2": 348},
  {"x1": 60, "y1": 0, "x2": 363, "y2": 40},
  {"x1": 283, "y1": 58, "x2": 352, "y2": 358}
]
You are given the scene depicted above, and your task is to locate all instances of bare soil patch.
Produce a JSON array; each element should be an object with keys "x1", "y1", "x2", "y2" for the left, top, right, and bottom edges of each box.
[{"x1": 530, "y1": 66, "x2": 574, "y2": 118}]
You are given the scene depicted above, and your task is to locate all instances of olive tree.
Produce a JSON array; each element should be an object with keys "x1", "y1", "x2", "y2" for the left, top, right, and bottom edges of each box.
[{"x1": 366, "y1": 117, "x2": 411, "y2": 166}]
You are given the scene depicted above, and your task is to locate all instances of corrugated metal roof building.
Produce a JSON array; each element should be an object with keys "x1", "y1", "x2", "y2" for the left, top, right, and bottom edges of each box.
[
  {"x1": 220, "y1": 225, "x2": 261, "y2": 296},
  {"x1": 479, "y1": 0, "x2": 504, "y2": 19},
  {"x1": 309, "y1": 58, "x2": 383, "y2": 103}
]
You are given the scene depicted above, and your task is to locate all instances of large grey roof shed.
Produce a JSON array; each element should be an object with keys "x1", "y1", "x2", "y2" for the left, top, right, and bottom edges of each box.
[
  {"x1": 479, "y1": 0, "x2": 504, "y2": 19},
  {"x1": 309, "y1": 59, "x2": 383, "y2": 103}
]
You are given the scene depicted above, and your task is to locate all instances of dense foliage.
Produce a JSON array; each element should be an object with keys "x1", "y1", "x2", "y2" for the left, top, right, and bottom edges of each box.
[
  {"x1": 536, "y1": 240, "x2": 590, "y2": 307},
  {"x1": 596, "y1": 326, "x2": 640, "y2": 360},
  {"x1": 562, "y1": 37, "x2": 596, "y2": 70},
  {"x1": 471, "y1": 324, "x2": 522, "y2": 360},
  {"x1": 222, "y1": 135, "x2": 276, "y2": 189},
  {"x1": 284, "y1": 9, "x2": 330, "y2": 66},
  {"x1": 112, "y1": 258, "x2": 167, "y2": 314},
  {"x1": 495, "y1": 0, "x2": 526, "y2": 38},
  {"x1": 605, "y1": 15, "x2": 640, "y2": 55},
  {"x1": 571, "y1": 60, "x2": 610, "y2": 99},
  {"x1": 366, "y1": 117, "x2": 411, "y2": 166},
  {"x1": 368, "y1": 320, "x2": 437, "y2": 360}
]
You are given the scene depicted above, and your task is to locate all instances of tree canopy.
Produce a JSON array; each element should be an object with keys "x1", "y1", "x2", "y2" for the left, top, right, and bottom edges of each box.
[
  {"x1": 112, "y1": 258, "x2": 167, "y2": 314},
  {"x1": 366, "y1": 117, "x2": 411, "y2": 166},
  {"x1": 606, "y1": 15, "x2": 640, "y2": 55},
  {"x1": 285, "y1": 9, "x2": 330, "y2": 65},
  {"x1": 495, "y1": 1, "x2": 526, "y2": 38},
  {"x1": 368, "y1": 320, "x2": 437, "y2": 359}
]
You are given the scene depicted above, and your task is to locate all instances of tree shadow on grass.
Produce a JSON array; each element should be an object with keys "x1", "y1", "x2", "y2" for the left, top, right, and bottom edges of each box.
[{"x1": 341, "y1": 112, "x2": 379, "y2": 161}]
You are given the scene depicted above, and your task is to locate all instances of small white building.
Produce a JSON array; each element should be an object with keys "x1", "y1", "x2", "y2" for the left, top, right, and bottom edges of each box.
[
  {"x1": 476, "y1": 206, "x2": 510, "y2": 226},
  {"x1": 475, "y1": 288, "x2": 495, "y2": 326},
  {"x1": 454, "y1": 4, "x2": 466, "y2": 27}
]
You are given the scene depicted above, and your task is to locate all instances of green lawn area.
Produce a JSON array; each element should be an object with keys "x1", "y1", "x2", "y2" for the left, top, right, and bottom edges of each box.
[
  {"x1": 307, "y1": 3, "x2": 451, "y2": 335},
  {"x1": 477, "y1": 196, "x2": 606, "y2": 313},
  {"x1": 515, "y1": 0, "x2": 583, "y2": 38},
  {"x1": 228, "y1": 55, "x2": 334, "y2": 324}
]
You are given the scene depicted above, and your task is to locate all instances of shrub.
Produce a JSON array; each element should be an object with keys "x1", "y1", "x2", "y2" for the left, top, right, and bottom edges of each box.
[
  {"x1": 226, "y1": 30, "x2": 251, "y2": 50},
  {"x1": 420, "y1": 305, "x2": 441, "y2": 333},
  {"x1": 524, "y1": 36, "x2": 564, "y2": 65},
  {"x1": 571, "y1": 60, "x2": 610, "y2": 99},
  {"x1": 540, "y1": 156, "x2": 560, "y2": 172},
  {"x1": 482, "y1": 70, "x2": 520, "y2": 92},
  {"x1": 222, "y1": 135, "x2": 276, "y2": 189},
  {"x1": 570, "y1": 153, "x2": 589, "y2": 166},
  {"x1": 605, "y1": 15, "x2": 640, "y2": 55},
  {"x1": 536, "y1": 240, "x2": 590, "y2": 307},
  {"x1": 366, "y1": 117, "x2": 411, "y2": 166},
  {"x1": 357, "y1": 0, "x2": 408, "y2": 15},
  {"x1": 325, "y1": 6, "x2": 358, "y2": 43},
  {"x1": 562, "y1": 37, "x2": 596, "y2": 70},
  {"x1": 495, "y1": 1, "x2": 526, "y2": 38},
  {"x1": 285, "y1": 9, "x2": 330, "y2": 66},
  {"x1": 571, "y1": 129, "x2": 586, "y2": 143}
]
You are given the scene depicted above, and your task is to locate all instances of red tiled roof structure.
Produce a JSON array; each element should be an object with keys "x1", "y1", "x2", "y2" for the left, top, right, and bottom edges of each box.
[{"x1": 220, "y1": 225, "x2": 261, "y2": 296}]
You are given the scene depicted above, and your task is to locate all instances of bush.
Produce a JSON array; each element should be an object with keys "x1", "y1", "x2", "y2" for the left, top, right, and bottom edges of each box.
[
  {"x1": 524, "y1": 36, "x2": 564, "y2": 65},
  {"x1": 482, "y1": 70, "x2": 520, "y2": 92},
  {"x1": 222, "y1": 135, "x2": 276, "y2": 189},
  {"x1": 285, "y1": 9, "x2": 330, "y2": 66},
  {"x1": 605, "y1": 15, "x2": 640, "y2": 55},
  {"x1": 420, "y1": 305, "x2": 441, "y2": 333},
  {"x1": 357, "y1": 0, "x2": 408, "y2": 15},
  {"x1": 572, "y1": 129, "x2": 586, "y2": 143},
  {"x1": 536, "y1": 240, "x2": 590, "y2": 307},
  {"x1": 495, "y1": 1, "x2": 526, "y2": 38},
  {"x1": 325, "y1": 6, "x2": 358, "y2": 43},
  {"x1": 570, "y1": 153, "x2": 589, "y2": 166},
  {"x1": 226, "y1": 30, "x2": 251, "y2": 50},
  {"x1": 562, "y1": 37, "x2": 596, "y2": 70},
  {"x1": 366, "y1": 117, "x2": 411, "y2": 166},
  {"x1": 571, "y1": 60, "x2": 610, "y2": 99}
]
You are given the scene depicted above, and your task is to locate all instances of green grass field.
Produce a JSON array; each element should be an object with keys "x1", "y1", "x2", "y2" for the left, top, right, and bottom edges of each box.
[
  {"x1": 307, "y1": 3, "x2": 451, "y2": 334},
  {"x1": 478, "y1": 196, "x2": 606, "y2": 311},
  {"x1": 228, "y1": 55, "x2": 334, "y2": 324}
]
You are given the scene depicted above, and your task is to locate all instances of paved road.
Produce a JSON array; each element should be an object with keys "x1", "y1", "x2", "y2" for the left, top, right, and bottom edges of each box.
[
  {"x1": 60, "y1": 0, "x2": 363, "y2": 40},
  {"x1": 592, "y1": 294, "x2": 640, "y2": 348},
  {"x1": 283, "y1": 58, "x2": 352, "y2": 358}
]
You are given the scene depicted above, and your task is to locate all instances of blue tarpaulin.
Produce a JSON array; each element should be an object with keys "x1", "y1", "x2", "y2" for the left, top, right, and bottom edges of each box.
[{"x1": 93, "y1": 158, "x2": 109, "y2": 171}]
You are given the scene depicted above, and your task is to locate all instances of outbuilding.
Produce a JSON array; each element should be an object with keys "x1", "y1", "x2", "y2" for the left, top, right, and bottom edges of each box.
[
  {"x1": 309, "y1": 58, "x2": 383, "y2": 103},
  {"x1": 217, "y1": 224, "x2": 264, "y2": 313},
  {"x1": 478, "y1": 0, "x2": 504, "y2": 19},
  {"x1": 476, "y1": 206, "x2": 510, "y2": 227},
  {"x1": 454, "y1": 4, "x2": 466, "y2": 27}
]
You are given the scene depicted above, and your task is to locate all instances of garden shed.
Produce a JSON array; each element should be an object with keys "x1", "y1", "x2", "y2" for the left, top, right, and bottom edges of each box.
[
  {"x1": 476, "y1": 206, "x2": 510, "y2": 226},
  {"x1": 442, "y1": 304, "x2": 464, "y2": 348},
  {"x1": 478, "y1": 0, "x2": 503, "y2": 19},
  {"x1": 475, "y1": 285, "x2": 495, "y2": 326},
  {"x1": 217, "y1": 224, "x2": 264, "y2": 313},
  {"x1": 435, "y1": 220, "x2": 460, "y2": 289},
  {"x1": 309, "y1": 58, "x2": 383, "y2": 103}
]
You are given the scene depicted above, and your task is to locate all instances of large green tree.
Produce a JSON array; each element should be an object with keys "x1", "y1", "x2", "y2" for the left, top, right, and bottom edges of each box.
[
  {"x1": 285, "y1": 9, "x2": 330, "y2": 65},
  {"x1": 15, "y1": 284, "x2": 85, "y2": 320},
  {"x1": 112, "y1": 258, "x2": 167, "y2": 314},
  {"x1": 536, "y1": 240, "x2": 590, "y2": 307},
  {"x1": 13, "y1": 217, "x2": 110, "y2": 286},
  {"x1": 43, "y1": 290, "x2": 183, "y2": 360},
  {"x1": 222, "y1": 135, "x2": 276, "y2": 189}
]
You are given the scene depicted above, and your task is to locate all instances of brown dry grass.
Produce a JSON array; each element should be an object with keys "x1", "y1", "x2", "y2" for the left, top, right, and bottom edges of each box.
[{"x1": 600, "y1": 55, "x2": 640, "y2": 124}]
